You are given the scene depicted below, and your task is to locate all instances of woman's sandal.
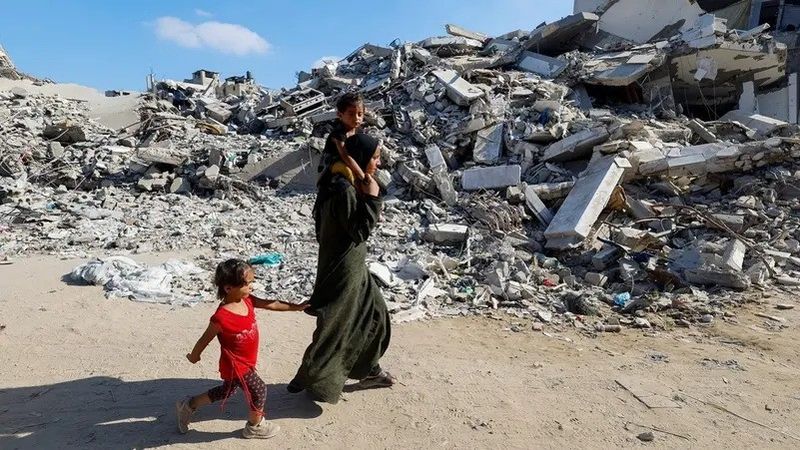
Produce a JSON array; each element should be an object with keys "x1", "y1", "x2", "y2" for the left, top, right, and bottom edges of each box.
[{"x1": 358, "y1": 370, "x2": 396, "y2": 389}]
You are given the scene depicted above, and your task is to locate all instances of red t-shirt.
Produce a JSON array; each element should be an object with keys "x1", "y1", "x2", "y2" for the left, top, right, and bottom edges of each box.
[{"x1": 210, "y1": 296, "x2": 259, "y2": 380}]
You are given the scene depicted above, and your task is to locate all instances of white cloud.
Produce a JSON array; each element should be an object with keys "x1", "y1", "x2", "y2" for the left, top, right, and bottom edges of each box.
[
  {"x1": 312, "y1": 56, "x2": 341, "y2": 68},
  {"x1": 194, "y1": 9, "x2": 213, "y2": 17},
  {"x1": 153, "y1": 16, "x2": 270, "y2": 56}
]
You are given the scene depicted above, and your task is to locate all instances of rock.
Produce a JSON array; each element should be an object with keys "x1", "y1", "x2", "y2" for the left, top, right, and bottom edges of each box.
[
  {"x1": 169, "y1": 177, "x2": 191, "y2": 194},
  {"x1": 634, "y1": 318, "x2": 651, "y2": 328},
  {"x1": 637, "y1": 431, "x2": 654, "y2": 442},
  {"x1": 48, "y1": 142, "x2": 64, "y2": 158}
]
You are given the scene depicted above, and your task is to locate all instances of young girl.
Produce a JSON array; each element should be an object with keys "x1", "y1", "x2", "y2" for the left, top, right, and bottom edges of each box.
[
  {"x1": 176, "y1": 259, "x2": 307, "y2": 438},
  {"x1": 317, "y1": 92, "x2": 367, "y2": 185}
]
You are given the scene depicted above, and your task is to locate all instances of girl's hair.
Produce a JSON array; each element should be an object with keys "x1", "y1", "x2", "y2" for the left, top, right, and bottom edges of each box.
[
  {"x1": 336, "y1": 92, "x2": 364, "y2": 112},
  {"x1": 214, "y1": 259, "x2": 252, "y2": 299}
]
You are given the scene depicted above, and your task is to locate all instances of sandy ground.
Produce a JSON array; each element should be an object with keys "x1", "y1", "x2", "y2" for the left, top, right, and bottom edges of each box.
[
  {"x1": 0, "y1": 78, "x2": 140, "y2": 130},
  {"x1": 1, "y1": 253, "x2": 800, "y2": 449}
]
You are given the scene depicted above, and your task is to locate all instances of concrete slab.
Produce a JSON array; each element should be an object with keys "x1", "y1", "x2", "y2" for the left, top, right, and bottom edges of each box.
[
  {"x1": 594, "y1": 0, "x2": 706, "y2": 44},
  {"x1": 446, "y1": 24, "x2": 490, "y2": 43},
  {"x1": 721, "y1": 110, "x2": 790, "y2": 136},
  {"x1": 473, "y1": 123, "x2": 504, "y2": 164},
  {"x1": 517, "y1": 52, "x2": 567, "y2": 78},
  {"x1": 462, "y1": 165, "x2": 521, "y2": 191},
  {"x1": 543, "y1": 127, "x2": 610, "y2": 162},
  {"x1": 523, "y1": 12, "x2": 600, "y2": 56},
  {"x1": 524, "y1": 185, "x2": 554, "y2": 225},
  {"x1": 544, "y1": 156, "x2": 630, "y2": 249},
  {"x1": 424, "y1": 224, "x2": 469, "y2": 244},
  {"x1": 421, "y1": 36, "x2": 484, "y2": 49},
  {"x1": 432, "y1": 69, "x2": 485, "y2": 106},
  {"x1": 722, "y1": 239, "x2": 746, "y2": 272},
  {"x1": 237, "y1": 147, "x2": 320, "y2": 190}
]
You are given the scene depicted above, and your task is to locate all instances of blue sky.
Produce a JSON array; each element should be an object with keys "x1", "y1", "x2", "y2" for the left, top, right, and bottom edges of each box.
[{"x1": 0, "y1": 1, "x2": 571, "y2": 92}]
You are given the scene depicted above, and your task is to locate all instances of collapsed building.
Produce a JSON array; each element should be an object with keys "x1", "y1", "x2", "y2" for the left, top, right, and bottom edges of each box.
[{"x1": 3, "y1": 0, "x2": 800, "y2": 328}]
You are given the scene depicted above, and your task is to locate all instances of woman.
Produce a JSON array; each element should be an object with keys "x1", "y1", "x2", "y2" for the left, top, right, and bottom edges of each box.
[{"x1": 289, "y1": 133, "x2": 395, "y2": 404}]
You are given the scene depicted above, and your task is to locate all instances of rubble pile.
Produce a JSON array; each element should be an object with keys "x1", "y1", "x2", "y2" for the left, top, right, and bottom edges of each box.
[{"x1": 3, "y1": 1, "x2": 800, "y2": 329}]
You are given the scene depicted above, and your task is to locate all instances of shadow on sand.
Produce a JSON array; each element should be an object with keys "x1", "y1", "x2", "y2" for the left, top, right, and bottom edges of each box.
[{"x1": 0, "y1": 376, "x2": 322, "y2": 449}]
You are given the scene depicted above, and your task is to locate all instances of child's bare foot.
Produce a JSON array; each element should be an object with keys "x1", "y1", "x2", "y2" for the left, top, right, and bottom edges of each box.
[
  {"x1": 175, "y1": 398, "x2": 194, "y2": 434},
  {"x1": 242, "y1": 418, "x2": 280, "y2": 439}
]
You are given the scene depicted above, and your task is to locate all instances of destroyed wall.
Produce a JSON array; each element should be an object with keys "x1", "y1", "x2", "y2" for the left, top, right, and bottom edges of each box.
[{"x1": 574, "y1": 0, "x2": 708, "y2": 43}]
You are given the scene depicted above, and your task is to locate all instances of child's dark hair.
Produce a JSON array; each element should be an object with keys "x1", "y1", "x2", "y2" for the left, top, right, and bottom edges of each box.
[
  {"x1": 336, "y1": 92, "x2": 363, "y2": 113},
  {"x1": 214, "y1": 259, "x2": 252, "y2": 299}
]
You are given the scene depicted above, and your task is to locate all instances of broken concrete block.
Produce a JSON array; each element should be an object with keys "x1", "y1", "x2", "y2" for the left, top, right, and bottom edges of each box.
[
  {"x1": 236, "y1": 147, "x2": 320, "y2": 190},
  {"x1": 722, "y1": 239, "x2": 746, "y2": 272},
  {"x1": 369, "y1": 262, "x2": 397, "y2": 287},
  {"x1": 473, "y1": 123, "x2": 503, "y2": 164},
  {"x1": 445, "y1": 24, "x2": 489, "y2": 43},
  {"x1": 425, "y1": 144, "x2": 447, "y2": 170},
  {"x1": 506, "y1": 185, "x2": 525, "y2": 204},
  {"x1": 584, "y1": 272, "x2": 608, "y2": 287},
  {"x1": 529, "y1": 182, "x2": 575, "y2": 200},
  {"x1": 423, "y1": 145, "x2": 458, "y2": 205},
  {"x1": 421, "y1": 36, "x2": 484, "y2": 50},
  {"x1": 523, "y1": 12, "x2": 600, "y2": 56},
  {"x1": 432, "y1": 69, "x2": 484, "y2": 106},
  {"x1": 423, "y1": 224, "x2": 468, "y2": 244},
  {"x1": 169, "y1": 177, "x2": 191, "y2": 194},
  {"x1": 524, "y1": 185, "x2": 554, "y2": 226},
  {"x1": 545, "y1": 156, "x2": 630, "y2": 249},
  {"x1": 204, "y1": 103, "x2": 232, "y2": 123},
  {"x1": 592, "y1": 245, "x2": 623, "y2": 270},
  {"x1": 137, "y1": 146, "x2": 188, "y2": 167},
  {"x1": 43, "y1": 122, "x2": 86, "y2": 144},
  {"x1": 543, "y1": 127, "x2": 610, "y2": 162},
  {"x1": 687, "y1": 119, "x2": 718, "y2": 143},
  {"x1": 517, "y1": 52, "x2": 567, "y2": 78},
  {"x1": 462, "y1": 165, "x2": 521, "y2": 191},
  {"x1": 721, "y1": 110, "x2": 789, "y2": 136},
  {"x1": 685, "y1": 268, "x2": 750, "y2": 290},
  {"x1": 614, "y1": 227, "x2": 649, "y2": 248}
]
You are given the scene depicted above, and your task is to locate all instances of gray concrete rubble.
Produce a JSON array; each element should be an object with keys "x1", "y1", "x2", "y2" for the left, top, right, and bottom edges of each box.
[{"x1": 4, "y1": 2, "x2": 800, "y2": 330}]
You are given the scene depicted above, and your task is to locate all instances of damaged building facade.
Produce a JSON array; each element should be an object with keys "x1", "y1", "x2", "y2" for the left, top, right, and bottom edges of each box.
[{"x1": 574, "y1": 0, "x2": 800, "y2": 123}]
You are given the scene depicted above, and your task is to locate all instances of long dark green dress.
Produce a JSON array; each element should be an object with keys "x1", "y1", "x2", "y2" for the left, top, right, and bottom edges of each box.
[{"x1": 291, "y1": 174, "x2": 391, "y2": 404}]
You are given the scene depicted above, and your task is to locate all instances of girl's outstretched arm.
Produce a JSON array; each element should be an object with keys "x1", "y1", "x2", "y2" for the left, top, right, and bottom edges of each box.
[
  {"x1": 251, "y1": 296, "x2": 309, "y2": 312},
  {"x1": 186, "y1": 322, "x2": 220, "y2": 363}
]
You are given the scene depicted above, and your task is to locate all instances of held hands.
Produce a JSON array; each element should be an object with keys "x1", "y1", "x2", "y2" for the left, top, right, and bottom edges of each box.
[
  {"x1": 186, "y1": 352, "x2": 201, "y2": 364},
  {"x1": 287, "y1": 302, "x2": 311, "y2": 312}
]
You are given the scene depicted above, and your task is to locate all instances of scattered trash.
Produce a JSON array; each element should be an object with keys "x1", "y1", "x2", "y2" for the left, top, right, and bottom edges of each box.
[
  {"x1": 613, "y1": 292, "x2": 631, "y2": 307},
  {"x1": 69, "y1": 257, "x2": 205, "y2": 305},
  {"x1": 248, "y1": 252, "x2": 284, "y2": 267}
]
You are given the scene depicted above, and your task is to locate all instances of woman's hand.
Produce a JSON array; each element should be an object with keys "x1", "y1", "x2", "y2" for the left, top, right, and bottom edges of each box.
[
  {"x1": 358, "y1": 174, "x2": 379, "y2": 197},
  {"x1": 186, "y1": 352, "x2": 201, "y2": 364}
]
